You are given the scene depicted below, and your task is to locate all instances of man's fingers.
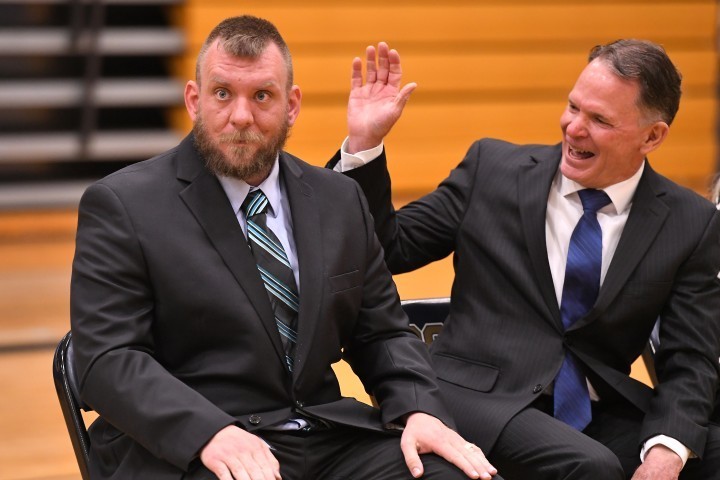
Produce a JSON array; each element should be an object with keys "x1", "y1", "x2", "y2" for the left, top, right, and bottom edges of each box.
[
  {"x1": 350, "y1": 57, "x2": 363, "y2": 90},
  {"x1": 211, "y1": 463, "x2": 234, "y2": 480},
  {"x1": 228, "y1": 466, "x2": 252, "y2": 480},
  {"x1": 387, "y1": 48, "x2": 404, "y2": 87},
  {"x1": 365, "y1": 45, "x2": 377, "y2": 84},
  {"x1": 400, "y1": 438, "x2": 425, "y2": 478},
  {"x1": 434, "y1": 441, "x2": 482, "y2": 479},
  {"x1": 376, "y1": 41, "x2": 390, "y2": 83},
  {"x1": 261, "y1": 446, "x2": 281, "y2": 479},
  {"x1": 199, "y1": 426, "x2": 281, "y2": 480},
  {"x1": 430, "y1": 439, "x2": 497, "y2": 479},
  {"x1": 396, "y1": 83, "x2": 417, "y2": 110},
  {"x1": 459, "y1": 442, "x2": 497, "y2": 479},
  {"x1": 230, "y1": 452, "x2": 275, "y2": 480}
]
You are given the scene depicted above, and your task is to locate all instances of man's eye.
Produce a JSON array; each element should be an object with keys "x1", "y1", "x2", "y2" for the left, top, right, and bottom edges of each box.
[
  {"x1": 215, "y1": 89, "x2": 229, "y2": 100},
  {"x1": 256, "y1": 91, "x2": 269, "y2": 102}
]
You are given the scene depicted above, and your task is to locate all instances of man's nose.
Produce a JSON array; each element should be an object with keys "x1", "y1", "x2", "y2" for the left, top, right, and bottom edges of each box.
[
  {"x1": 565, "y1": 115, "x2": 588, "y2": 138},
  {"x1": 229, "y1": 98, "x2": 253, "y2": 128}
]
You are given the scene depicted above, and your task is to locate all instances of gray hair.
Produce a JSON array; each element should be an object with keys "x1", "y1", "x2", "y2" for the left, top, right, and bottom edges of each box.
[{"x1": 589, "y1": 39, "x2": 682, "y2": 125}]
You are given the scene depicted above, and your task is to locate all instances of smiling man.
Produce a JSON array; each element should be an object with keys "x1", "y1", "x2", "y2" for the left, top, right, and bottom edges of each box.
[
  {"x1": 331, "y1": 39, "x2": 720, "y2": 479},
  {"x1": 70, "y1": 15, "x2": 498, "y2": 480}
]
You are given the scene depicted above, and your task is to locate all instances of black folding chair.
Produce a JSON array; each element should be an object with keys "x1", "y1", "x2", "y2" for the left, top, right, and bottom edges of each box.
[
  {"x1": 401, "y1": 297, "x2": 660, "y2": 387},
  {"x1": 401, "y1": 297, "x2": 450, "y2": 346},
  {"x1": 52, "y1": 331, "x2": 91, "y2": 480},
  {"x1": 641, "y1": 319, "x2": 660, "y2": 387}
]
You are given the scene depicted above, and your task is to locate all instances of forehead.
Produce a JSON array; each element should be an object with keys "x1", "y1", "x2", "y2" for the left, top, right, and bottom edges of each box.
[
  {"x1": 569, "y1": 59, "x2": 641, "y2": 116},
  {"x1": 201, "y1": 40, "x2": 289, "y2": 87}
]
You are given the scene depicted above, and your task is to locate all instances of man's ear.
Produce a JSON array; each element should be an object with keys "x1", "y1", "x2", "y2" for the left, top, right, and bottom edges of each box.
[
  {"x1": 287, "y1": 85, "x2": 302, "y2": 127},
  {"x1": 184, "y1": 80, "x2": 200, "y2": 122},
  {"x1": 640, "y1": 121, "x2": 669, "y2": 156}
]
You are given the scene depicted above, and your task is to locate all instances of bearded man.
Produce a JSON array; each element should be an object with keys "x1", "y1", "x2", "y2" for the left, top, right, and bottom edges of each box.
[{"x1": 69, "y1": 15, "x2": 498, "y2": 480}]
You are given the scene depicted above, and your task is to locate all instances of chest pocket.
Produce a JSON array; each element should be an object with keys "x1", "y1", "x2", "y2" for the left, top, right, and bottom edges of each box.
[{"x1": 329, "y1": 270, "x2": 361, "y2": 293}]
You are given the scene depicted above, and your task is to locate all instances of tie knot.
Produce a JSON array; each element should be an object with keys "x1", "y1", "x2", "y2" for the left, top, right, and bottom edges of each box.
[
  {"x1": 578, "y1": 189, "x2": 611, "y2": 214},
  {"x1": 242, "y1": 189, "x2": 269, "y2": 217}
]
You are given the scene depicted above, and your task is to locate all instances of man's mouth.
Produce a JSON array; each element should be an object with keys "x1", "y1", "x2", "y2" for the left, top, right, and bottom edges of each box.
[{"x1": 567, "y1": 145, "x2": 595, "y2": 160}]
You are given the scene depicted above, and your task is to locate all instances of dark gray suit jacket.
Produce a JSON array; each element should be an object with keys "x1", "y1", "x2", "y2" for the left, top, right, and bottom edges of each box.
[
  {"x1": 335, "y1": 138, "x2": 720, "y2": 456},
  {"x1": 70, "y1": 134, "x2": 452, "y2": 479}
]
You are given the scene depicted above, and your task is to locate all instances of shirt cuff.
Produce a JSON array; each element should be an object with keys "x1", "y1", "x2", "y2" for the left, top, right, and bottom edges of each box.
[
  {"x1": 640, "y1": 435, "x2": 693, "y2": 467},
  {"x1": 335, "y1": 137, "x2": 384, "y2": 172}
]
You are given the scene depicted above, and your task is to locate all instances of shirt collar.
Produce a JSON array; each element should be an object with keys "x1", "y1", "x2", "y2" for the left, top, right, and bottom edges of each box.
[
  {"x1": 216, "y1": 154, "x2": 282, "y2": 217},
  {"x1": 557, "y1": 161, "x2": 645, "y2": 215}
]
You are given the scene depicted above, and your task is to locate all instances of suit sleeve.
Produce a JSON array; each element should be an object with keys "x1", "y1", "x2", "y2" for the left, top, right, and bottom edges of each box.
[
  {"x1": 641, "y1": 209, "x2": 720, "y2": 457},
  {"x1": 328, "y1": 143, "x2": 480, "y2": 274},
  {"x1": 340, "y1": 178, "x2": 456, "y2": 428},
  {"x1": 70, "y1": 183, "x2": 236, "y2": 470}
]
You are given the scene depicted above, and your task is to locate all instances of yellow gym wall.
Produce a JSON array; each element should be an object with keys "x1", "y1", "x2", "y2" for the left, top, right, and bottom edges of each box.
[{"x1": 172, "y1": 0, "x2": 718, "y2": 401}]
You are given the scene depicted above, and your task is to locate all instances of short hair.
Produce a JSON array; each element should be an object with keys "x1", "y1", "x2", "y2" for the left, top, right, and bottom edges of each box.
[
  {"x1": 588, "y1": 39, "x2": 682, "y2": 125},
  {"x1": 195, "y1": 15, "x2": 293, "y2": 88}
]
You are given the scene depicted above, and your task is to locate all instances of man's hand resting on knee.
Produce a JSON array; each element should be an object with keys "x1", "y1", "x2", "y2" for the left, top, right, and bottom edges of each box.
[
  {"x1": 401, "y1": 412, "x2": 498, "y2": 479},
  {"x1": 200, "y1": 425, "x2": 281, "y2": 480}
]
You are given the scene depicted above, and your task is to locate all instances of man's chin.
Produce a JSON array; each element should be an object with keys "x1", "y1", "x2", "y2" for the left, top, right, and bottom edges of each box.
[{"x1": 560, "y1": 160, "x2": 590, "y2": 184}]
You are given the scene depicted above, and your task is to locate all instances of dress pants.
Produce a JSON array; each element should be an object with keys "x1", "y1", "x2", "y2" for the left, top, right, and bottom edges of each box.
[
  {"x1": 489, "y1": 395, "x2": 720, "y2": 480},
  {"x1": 183, "y1": 424, "x2": 481, "y2": 480}
]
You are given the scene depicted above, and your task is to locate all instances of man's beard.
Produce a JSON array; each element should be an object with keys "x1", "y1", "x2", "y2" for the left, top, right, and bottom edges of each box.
[{"x1": 193, "y1": 113, "x2": 290, "y2": 181}]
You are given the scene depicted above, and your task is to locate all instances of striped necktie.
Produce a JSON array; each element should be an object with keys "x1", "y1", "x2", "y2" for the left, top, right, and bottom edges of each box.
[
  {"x1": 554, "y1": 188, "x2": 611, "y2": 430},
  {"x1": 242, "y1": 189, "x2": 299, "y2": 373}
]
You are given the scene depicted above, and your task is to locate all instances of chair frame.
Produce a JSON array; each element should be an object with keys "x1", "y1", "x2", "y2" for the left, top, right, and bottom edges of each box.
[{"x1": 52, "y1": 331, "x2": 92, "y2": 480}]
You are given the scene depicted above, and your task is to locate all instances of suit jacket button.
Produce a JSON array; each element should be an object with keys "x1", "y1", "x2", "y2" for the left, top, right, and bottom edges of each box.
[
  {"x1": 533, "y1": 384, "x2": 543, "y2": 394},
  {"x1": 248, "y1": 414, "x2": 261, "y2": 425}
]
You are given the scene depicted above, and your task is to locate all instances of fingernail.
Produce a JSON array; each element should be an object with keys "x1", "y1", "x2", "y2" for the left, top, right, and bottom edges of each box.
[{"x1": 412, "y1": 467, "x2": 422, "y2": 477}]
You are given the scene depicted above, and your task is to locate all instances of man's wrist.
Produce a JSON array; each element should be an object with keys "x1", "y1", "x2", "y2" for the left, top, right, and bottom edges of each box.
[
  {"x1": 347, "y1": 135, "x2": 383, "y2": 155},
  {"x1": 641, "y1": 435, "x2": 691, "y2": 466},
  {"x1": 336, "y1": 137, "x2": 384, "y2": 172}
]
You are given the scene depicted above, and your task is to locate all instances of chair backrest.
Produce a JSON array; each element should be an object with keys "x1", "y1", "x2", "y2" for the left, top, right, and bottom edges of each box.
[
  {"x1": 641, "y1": 320, "x2": 661, "y2": 387},
  {"x1": 401, "y1": 297, "x2": 662, "y2": 389},
  {"x1": 401, "y1": 297, "x2": 450, "y2": 346},
  {"x1": 52, "y1": 331, "x2": 92, "y2": 480}
]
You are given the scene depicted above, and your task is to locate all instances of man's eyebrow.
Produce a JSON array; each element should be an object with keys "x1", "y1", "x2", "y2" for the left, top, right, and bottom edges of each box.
[
  {"x1": 258, "y1": 80, "x2": 279, "y2": 89},
  {"x1": 209, "y1": 76, "x2": 230, "y2": 86}
]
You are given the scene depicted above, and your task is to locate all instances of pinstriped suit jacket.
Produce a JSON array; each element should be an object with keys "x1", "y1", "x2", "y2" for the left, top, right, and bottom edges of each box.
[{"x1": 335, "y1": 138, "x2": 720, "y2": 456}]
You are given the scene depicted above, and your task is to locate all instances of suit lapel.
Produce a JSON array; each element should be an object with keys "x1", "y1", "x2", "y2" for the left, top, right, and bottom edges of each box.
[
  {"x1": 518, "y1": 144, "x2": 564, "y2": 330},
  {"x1": 176, "y1": 136, "x2": 285, "y2": 363},
  {"x1": 278, "y1": 153, "x2": 323, "y2": 379},
  {"x1": 574, "y1": 163, "x2": 669, "y2": 328}
]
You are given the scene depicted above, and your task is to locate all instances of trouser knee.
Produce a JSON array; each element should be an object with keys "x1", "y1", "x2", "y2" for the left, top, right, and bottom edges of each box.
[{"x1": 567, "y1": 447, "x2": 624, "y2": 480}]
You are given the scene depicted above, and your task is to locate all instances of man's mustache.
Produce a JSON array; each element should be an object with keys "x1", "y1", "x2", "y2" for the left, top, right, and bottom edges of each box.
[{"x1": 218, "y1": 130, "x2": 264, "y2": 144}]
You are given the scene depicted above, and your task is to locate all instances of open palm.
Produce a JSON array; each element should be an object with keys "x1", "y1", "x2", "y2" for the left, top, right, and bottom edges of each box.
[{"x1": 346, "y1": 42, "x2": 416, "y2": 153}]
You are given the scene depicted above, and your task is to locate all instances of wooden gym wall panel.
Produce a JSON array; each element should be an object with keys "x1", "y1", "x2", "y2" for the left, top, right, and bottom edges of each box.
[{"x1": 175, "y1": 0, "x2": 717, "y2": 194}]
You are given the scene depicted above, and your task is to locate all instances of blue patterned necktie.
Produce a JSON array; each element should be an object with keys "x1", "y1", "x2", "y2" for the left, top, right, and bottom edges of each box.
[
  {"x1": 242, "y1": 189, "x2": 299, "y2": 373},
  {"x1": 554, "y1": 188, "x2": 611, "y2": 430}
]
